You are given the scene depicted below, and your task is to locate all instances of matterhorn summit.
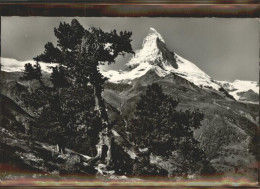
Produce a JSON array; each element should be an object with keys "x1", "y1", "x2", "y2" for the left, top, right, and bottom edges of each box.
[
  {"x1": 102, "y1": 28, "x2": 221, "y2": 91},
  {"x1": 142, "y1": 27, "x2": 165, "y2": 46},
  {"x1": 126, "y1": 27, "x2": 178, "y2": 72}
]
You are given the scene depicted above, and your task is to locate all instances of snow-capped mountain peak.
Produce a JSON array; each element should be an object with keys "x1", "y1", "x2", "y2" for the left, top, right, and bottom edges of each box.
[
  {"x1": 103, "y1": 28, "x2": 221, "y2": 90},
  {"x1": 126, "y1": 27, "x2": 172, "y2": 69},
  {"x1": 142, "y1": 27, "x2": 165, "y2": 46}
]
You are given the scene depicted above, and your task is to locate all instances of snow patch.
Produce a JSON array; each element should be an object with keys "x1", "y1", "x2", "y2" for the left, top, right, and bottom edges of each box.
[
  {"x1": 174, "y1": 54, "x2": 220, "y2": 90},
  {"x1": 102, "y1": 62, "x2": 154, "y2": 83},
  {"x1": 1, "y1": 57, "x2": 58, "y2": 73},
  {"x1": 218, "y1": 80, "x2": 259, "y2": 100}
]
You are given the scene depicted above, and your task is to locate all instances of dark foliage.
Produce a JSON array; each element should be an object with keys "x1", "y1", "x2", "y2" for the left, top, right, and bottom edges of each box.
[
  {"x1": 21, "y1": 19, "x2": 134, "y2": 156},
  {"x1": 128, "y1": 83, "x2": 214, "y2": 175},
  {"x1": 20, "y1": 62, "x2": 42, "y2": 82},
  {"x1": 111, "y1": 142, "x2": 134, "y2": 175},
  {"x1": 132, "y1": 152, "x2": 168, "y2": 176},
  {"x1": 128, "y1": 83, "x2": 203, "y2": 156},
  {"x1": 50, "y1": 66, "x2": 69, "y2": 88}
]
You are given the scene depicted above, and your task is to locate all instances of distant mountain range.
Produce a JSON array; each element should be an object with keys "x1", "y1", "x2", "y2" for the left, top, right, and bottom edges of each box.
[
  {"x1": 100, "y1": 28, "x2": 258, "y2": 104},
  {"x1": 217, "y1": 80, "x2": 259, "y2": 104},
  {"x1": 1, "y1": 28, "x2": 259, "y2": 104}
]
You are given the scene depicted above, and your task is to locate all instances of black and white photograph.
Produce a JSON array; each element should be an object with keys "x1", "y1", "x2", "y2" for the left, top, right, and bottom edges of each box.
[{"x1": 0, "y1": 17, "x2": 259, "y2": 186}]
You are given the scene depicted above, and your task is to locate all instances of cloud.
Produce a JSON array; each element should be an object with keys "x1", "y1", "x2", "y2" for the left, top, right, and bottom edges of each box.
[{"x1": 1, "y1": 57, "x2": 57, "y2": 73}]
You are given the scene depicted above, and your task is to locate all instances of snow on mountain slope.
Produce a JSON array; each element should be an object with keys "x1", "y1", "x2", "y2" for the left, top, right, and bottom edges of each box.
[
  {"x1": 173, "y1": 54, "x2": 220, "y2": 90},
  {"x1": 126, "y1": 27, "x2": 175, "y2": 69},
  {"x1": 217, "y1": 80, "x2": 259, "y2": 101},
  {"x1": 1, "y1": 57, "x2": 57, "y2": 73},
  {"x1": 101, "y1": 63, "x2": 155, "y2": 83},
  {"x1": 102, "y1": 28, "x2": 220, "y2": 90}
]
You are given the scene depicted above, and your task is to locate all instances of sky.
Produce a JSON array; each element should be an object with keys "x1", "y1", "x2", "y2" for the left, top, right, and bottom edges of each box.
[{"x1": 1, "y1": 17, "x2": 259, "y2": 82}]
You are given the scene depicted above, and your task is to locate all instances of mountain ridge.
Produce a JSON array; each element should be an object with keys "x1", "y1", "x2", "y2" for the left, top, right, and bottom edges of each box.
[
  {"x1": 1, "y1": 28, "x2": 258, "y2": 103},
  {"x1": 100, "y1": 28, "x2": 258, "y2": 103}
]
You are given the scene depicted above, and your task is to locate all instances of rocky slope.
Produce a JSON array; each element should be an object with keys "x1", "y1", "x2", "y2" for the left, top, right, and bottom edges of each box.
[
  {"x1": 0, "y1": 127, "x2": 97, "y2": 177},
  {"x1": 0, "y1": 91, "x2": 98, "y2": 179}
]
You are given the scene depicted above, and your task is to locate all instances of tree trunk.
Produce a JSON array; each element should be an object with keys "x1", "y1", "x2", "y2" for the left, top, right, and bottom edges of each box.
[
  {"x1": 94, "y1": 87, "x2": 109, "y2": 125},
  {"x1": 93, "y1": 86, "x2": 113, "y2": 164}
]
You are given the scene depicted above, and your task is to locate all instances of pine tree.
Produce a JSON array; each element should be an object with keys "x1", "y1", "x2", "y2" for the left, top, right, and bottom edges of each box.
[
  {"x1": 128, "y1": 83, "x2": 214, "y2": 175},
  {"x1": 21, "y1": 61, "x2": 42, "y2": 80},
  {"x1": 33, "y1": 62, "x2": 42, "y2": 81},
  {"x1": 20, "y1": 61, "x2": 43, "y2": 89},
  {"x1": 50, "y1": 66, "x2": 68, "y2": 88},
  {"x1": 128, "y1": 83, "x2": 179, "y2": 156},
  {"x1": 30, "y1": 19, "x2": 134, "y2": 161},
  {"x1": 20, "y1": 63, "x2": 35, "y2": 81}
]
